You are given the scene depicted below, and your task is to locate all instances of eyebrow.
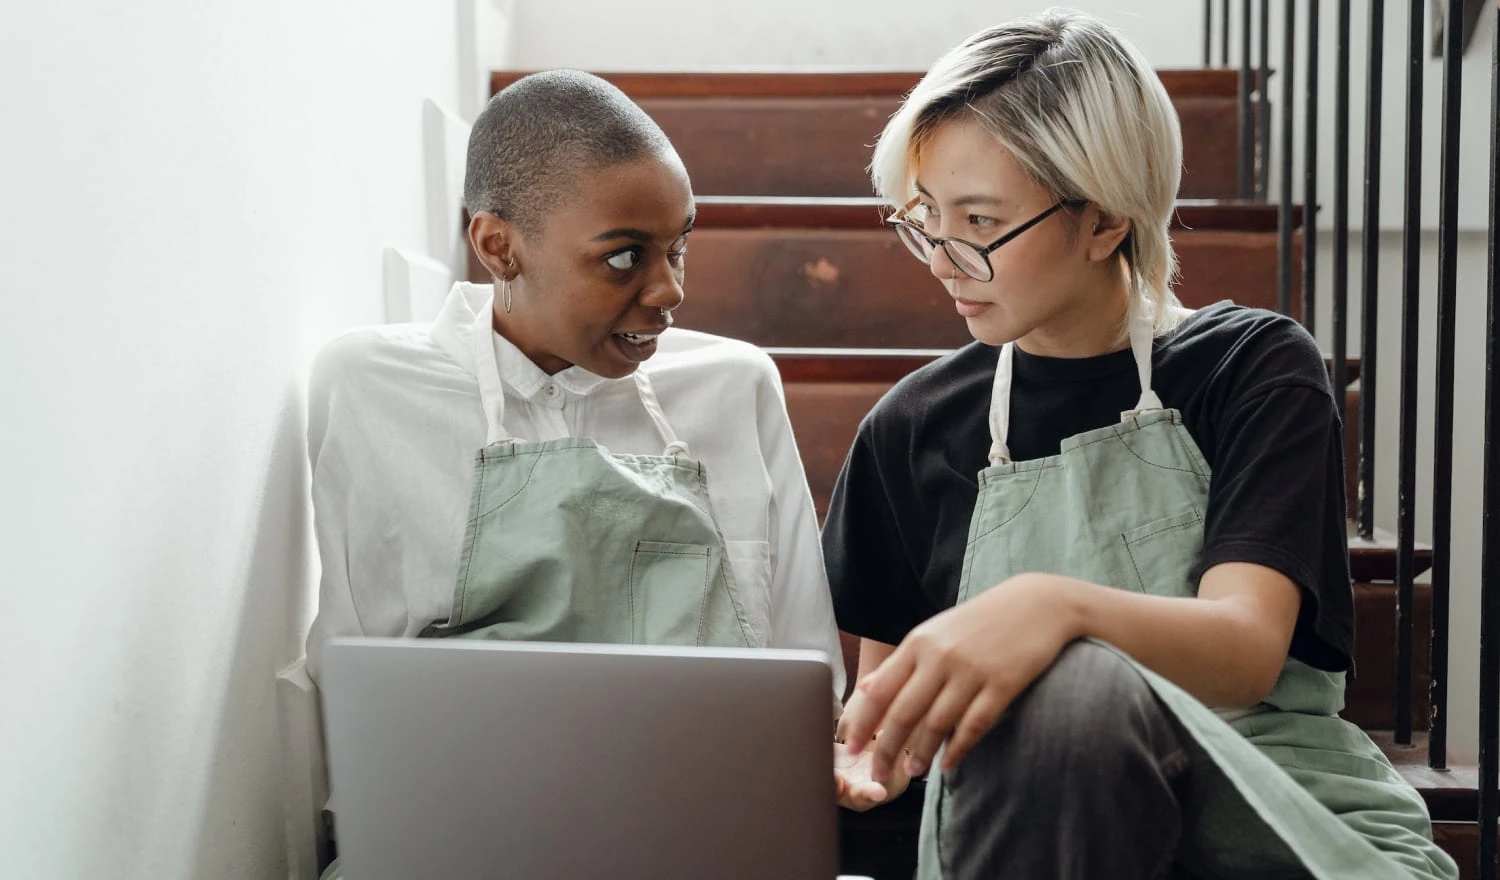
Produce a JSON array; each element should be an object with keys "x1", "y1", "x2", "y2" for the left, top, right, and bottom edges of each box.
[
  {"x1": 914, "y1": 181, "x2": 1006, "y2": 208},
  {"x1": 591, "y1": 214, "x2": 696, "y2": 243}
]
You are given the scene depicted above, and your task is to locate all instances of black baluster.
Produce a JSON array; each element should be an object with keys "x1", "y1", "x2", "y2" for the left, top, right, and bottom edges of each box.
[
  {"x1": 1394, "y1": 0, "x2": 1424, "y2": 747},
  {"x1": 1277, "y1": 0, "x2": 1297, "y2": 317},
  {"x1": 1205, "y1": 0, "x2": 1214, "y2": 67},
  {"x1": 1358, "y1": 0, "x2": 1385, "y2": 543},
  {"x1": 1428, "y1": 0, "x2": 1466, "y2": 774},
  {"x1": 1258, "y1": 0, "x2": 1272, "y2": 198},
  {"x1": 1331, "y1": 0, "x2": 1351, "y2": 398},
  {"x1": 1221, "y1": 0, "x2": 1232, "y2": 66},
  {"x1": 1302, "y1": 0, "x2": 1320, "y2": 333},
  {"x1": 1239, "y1": 0, "x2": 1255, "y2": 197}
]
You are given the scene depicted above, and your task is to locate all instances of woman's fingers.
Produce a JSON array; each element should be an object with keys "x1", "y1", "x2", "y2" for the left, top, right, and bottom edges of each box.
[
  {"x1": 902, "y1": 675, "x2": 981, "y2": 776},
  {"x1": 836, "y1": 647, "x2": 915, "y2": 752},
  {"x1": 940, "y1": 687, "x2": 1009, "y2": 770},
  {"x1": 865, "y1": 659, "x2": 948, "y2": 783}
]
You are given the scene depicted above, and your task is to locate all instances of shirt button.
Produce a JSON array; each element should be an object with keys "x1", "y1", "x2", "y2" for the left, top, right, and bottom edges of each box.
[{"x1": 543, "y1": 384, "x2": 559, "y2": 399}]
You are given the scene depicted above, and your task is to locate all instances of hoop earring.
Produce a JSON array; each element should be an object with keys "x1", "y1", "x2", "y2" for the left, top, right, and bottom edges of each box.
[{"x1": 501, "y1": 258, "x2": 516, "y2": 313}]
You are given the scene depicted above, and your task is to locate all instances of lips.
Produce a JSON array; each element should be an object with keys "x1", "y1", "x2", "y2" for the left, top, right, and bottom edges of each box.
[
  {"x1": 953, "y1": 297, "x2": 992, "y2": 318},
  {"x1": 611, "y1": 325, "x2": 669, "y2": 363},
  {"x1": 617, "y1": 329, "x2": 664, "y2": 345}
]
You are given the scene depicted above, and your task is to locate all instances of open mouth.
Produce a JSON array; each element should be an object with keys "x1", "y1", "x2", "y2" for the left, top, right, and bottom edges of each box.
[{"x1": 612, "y1": 330, "x2": 664, "y2": 363}]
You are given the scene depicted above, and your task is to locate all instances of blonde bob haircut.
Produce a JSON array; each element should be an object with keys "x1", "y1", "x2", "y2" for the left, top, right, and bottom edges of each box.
[{"x1": 870, "y1": 8, "x2": 1187, "y2": 336}]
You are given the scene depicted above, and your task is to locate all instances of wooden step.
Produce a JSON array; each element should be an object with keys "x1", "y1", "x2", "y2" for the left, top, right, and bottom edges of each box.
[
  {"x1": 465, "y1": 196, "x2": 1306, "y2": 342},
  {"x1": 667, "y1": 199, "x2": 1304, "y2": 347},
  {"x1": 694, "y1": 194, "x2": 1292, "y2": 232},
  {"x1": 1346, "y1": 582, "x2": 1433, "y2": 731},
  {"x1": 1372, "y1": 731, "x2": 1483, "y2": 822},
  {"x1": 1431, "y1": 822, "x2": 1497, "y2": 880},
  {"x1": 492, "y1": 70, "x2": 1251, "y2": 200}
]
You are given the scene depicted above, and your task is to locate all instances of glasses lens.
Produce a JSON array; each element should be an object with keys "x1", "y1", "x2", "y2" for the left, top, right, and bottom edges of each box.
[
  {"x1": 945, "y1": 241, "x2": 992, "y2": 281},
  {"x1": 893, "y1": 223, "x2": 934, "y2": 265}
]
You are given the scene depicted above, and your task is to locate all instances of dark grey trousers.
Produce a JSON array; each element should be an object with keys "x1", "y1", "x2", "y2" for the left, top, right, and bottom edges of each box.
[{"x1": 936, "y1": 640, "x2": 1303, "y2": 880}]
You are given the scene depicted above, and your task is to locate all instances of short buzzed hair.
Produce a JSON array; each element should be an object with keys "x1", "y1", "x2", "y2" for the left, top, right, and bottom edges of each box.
[{"x1": 464, "y1": 70, "x2": 672, "y2": 236}]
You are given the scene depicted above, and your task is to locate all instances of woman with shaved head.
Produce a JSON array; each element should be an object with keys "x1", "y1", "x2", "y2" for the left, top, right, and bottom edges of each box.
[{"x1": 302, "y1": 70, "x2": 845, "y2": 878}]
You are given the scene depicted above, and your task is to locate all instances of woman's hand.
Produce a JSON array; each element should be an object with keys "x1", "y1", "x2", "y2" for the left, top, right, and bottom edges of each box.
[
  {"x1": 835, "y1": 573, "x2": 1082, "y2": 785},
  {"x1": 834, "y1": 739, "x2": 911, "y2": 811}
]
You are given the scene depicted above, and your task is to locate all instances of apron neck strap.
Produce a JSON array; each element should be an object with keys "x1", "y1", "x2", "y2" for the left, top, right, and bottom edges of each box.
[
  {"x1": 631, "y1": 370, "x2": 689, "y2": 457},
  {"x1": 473, "y1": 302, "x2": 513, "y2": 446},
  {"x1": 987, "y1": 309, "x2": 1162, "y2": 466},
  {"x1": 471, "y1": 299, "x2": 689, "y2": 455}
]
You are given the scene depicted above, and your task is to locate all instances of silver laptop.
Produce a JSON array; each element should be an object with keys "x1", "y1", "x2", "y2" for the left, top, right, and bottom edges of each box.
[{"x1": 320, "y1": 638, "x2": 839, "y2": 880}]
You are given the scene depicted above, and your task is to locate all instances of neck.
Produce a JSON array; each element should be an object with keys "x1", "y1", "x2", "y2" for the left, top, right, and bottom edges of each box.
[
  {"x1": 1016, "y1": 266, "x2": 1133, "y2": 359},
  {"x1": 490, "y1": 304, "x2": 572, "y2": 375}
]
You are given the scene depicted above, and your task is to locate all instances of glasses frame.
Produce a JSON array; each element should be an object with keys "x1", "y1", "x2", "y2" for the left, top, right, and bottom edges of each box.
[{"x1": 885, "y1": 196, "x2": 1082, "y2": 283}]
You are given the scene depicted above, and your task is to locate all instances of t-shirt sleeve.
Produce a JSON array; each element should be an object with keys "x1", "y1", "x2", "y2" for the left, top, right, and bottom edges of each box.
[
  {"x1": 1197, "y1": 337, "x2": 1354, "y2": 671},
  {"x1": 821, "y1": 414, "x2": 937, "y2": 647}
]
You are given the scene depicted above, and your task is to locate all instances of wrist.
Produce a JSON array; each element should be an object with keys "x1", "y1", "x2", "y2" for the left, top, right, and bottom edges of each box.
[{"x1": 1005, "y1": 571, "x2": 1092, "y2": 643}]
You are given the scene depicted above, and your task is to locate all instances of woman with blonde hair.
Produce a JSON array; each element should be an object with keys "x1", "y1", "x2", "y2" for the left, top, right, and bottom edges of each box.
[{"x1": 827, "y1": 9, "x2": 1456, "y2": 879}]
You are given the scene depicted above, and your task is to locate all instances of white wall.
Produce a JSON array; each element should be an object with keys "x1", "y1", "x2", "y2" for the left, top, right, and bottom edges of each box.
[
  {"x1": 507, "y1": 0, "x2": 1206, "y2": 70},
  {"x1": 0, "y1": 1, "x2": 468, "y2": 876}
]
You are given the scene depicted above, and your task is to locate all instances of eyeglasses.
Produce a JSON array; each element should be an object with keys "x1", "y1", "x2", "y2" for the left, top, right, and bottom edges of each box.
[{"x1": 886, "y1": 197, "x2": 1079, "y2": 283}]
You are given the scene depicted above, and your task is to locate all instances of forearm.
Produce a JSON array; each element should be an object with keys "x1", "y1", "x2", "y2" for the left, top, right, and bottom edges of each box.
[{"x1": 1042, "y1": 564, "x2": 1296, "y2": 708}]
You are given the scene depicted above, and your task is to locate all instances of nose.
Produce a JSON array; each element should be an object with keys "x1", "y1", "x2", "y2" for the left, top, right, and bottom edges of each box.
[
  {"x1": 926, "y1": 241, "x2": 961, "y2": 284},
  {"x1": 640, "y1": 255, "x2": 686, "y2": 313}
]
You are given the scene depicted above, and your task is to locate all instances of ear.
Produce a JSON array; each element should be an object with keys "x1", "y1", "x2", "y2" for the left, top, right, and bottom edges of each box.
[
  {"x1": 1084, "y1": 207, "x2": 1132, "y2": 263},
  {"x1": 468, "y1": 210, "x2": 519, "y2": 281}
]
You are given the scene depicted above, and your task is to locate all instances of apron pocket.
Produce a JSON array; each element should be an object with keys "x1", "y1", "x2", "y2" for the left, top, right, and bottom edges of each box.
[
  {"x1": 1121, "y1": 508, "x2": 1204, "y2": 598},
  {"x1": 630, "y1": 541, "x2": 715, "y2": 645},
  {"x1": 725, "y1": 540, "x2": 772, "y2": 646}
]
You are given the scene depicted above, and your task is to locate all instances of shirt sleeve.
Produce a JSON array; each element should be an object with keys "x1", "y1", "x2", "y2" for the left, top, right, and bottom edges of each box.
[
  {"x1": 821, "y1": 412, "x2": 933, "y2": 648},
  {"x1": 1198, "y1": 343, "x2": 1355, "y2": 671},
  {"x1": 753, "y1": 355, "x2": 847, "y2": 706},
  {"x1": 302, "y1": 335, "x2": 424, "y2": 682}
]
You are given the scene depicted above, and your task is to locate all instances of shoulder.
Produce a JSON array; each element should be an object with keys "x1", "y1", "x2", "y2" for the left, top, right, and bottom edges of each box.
[
  {"x1": 861, "y1": 342, "x2": 998, "y2": 445},
  {"x1": 310, "y1": 321, "x2": 467, "y2": 406},
  {"x1": 1160, "y1": 303, "x2": 1330, "y2": 401},
  {"x1": 647, "y1": 328, "x2": 781, "y2": 399},
  {"x1": 652, "y1": 327, "x2": 777, "y2": 371}
]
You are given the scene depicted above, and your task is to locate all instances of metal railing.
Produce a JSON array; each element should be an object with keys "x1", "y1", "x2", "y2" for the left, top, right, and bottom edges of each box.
[{"x1": 1204, "y1": 2, "x2": 1498, "y2": 876}]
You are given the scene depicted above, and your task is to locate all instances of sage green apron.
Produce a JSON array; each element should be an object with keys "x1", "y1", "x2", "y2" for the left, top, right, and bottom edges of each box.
[
  {"x1": 321, "y1": 300, "x2": 757, "y2": 879},
  {"x1": 418, "y1": 299, "x2": 759, "y2": 647},
  {"x1": 914, "y1": 315, "x2": 1457, "y2": 880}
]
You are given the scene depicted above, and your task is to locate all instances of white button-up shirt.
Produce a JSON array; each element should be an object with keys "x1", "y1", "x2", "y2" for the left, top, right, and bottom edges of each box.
[{"x1": 304, "y1": 283, "x2": 844, "y2": 699}]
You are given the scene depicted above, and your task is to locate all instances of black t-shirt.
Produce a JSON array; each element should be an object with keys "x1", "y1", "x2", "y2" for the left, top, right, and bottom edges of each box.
[{"x1": 822, "y1": 302, "x2": 1354, "y2": 672}]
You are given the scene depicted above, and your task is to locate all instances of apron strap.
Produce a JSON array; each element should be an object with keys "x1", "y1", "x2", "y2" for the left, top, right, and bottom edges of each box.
[
  {"x1": 1125, "y1": 313, "x2": 1164, "y2": 417},
  {"x1": 632, "y1": 370, "x2": 690, "y2": 457},
  {"x1": 472, "y1": 300, "x2": 516, "y2": 446},
  {"x1": 987, "y1": 308, "x2": 1162, "y2": 466},
  {"x1": 471, "y1": 295, "x2": 688, "y2": 456},
  {"x1": 987, "y1": 342, "x2": 1017, "y2": 465}
]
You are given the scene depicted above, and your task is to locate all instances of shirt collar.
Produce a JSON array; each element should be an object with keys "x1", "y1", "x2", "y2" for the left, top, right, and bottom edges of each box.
[{"x1": 430, "y1": 282, "x2": 616, "y2": 404}]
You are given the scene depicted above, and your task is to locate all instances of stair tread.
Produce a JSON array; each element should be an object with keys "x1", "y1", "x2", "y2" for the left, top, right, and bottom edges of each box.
[
  {"x1": 1348, "y1": 523, "x2": 1435, "y2": 581},
  {"x1": 1369, "y1": 730, "x2": 1480, "y2": 822},
  {"x1": 693, "y1": 194, "x2": 1302, "y2": 233},
  {"x1": 493, "y1": 67, "x2": 1247, "y2": 99}
]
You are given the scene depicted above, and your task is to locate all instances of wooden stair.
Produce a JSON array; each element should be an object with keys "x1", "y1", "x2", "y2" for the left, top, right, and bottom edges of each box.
[{"x1": 490, "y1": 70, "x2": 1252, "y2": 200}]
